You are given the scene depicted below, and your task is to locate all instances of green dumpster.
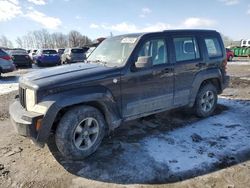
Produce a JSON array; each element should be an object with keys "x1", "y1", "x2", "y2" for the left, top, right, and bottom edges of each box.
[
  {"x1": 246, "y1": 47, "x2": 250, "y2": 57},
  {"x1": 233, "y1": 47, "x2": 240, "y2": 57},
  {"x1": 239, "y1": 48, "x2": 244, "y2": 56}
]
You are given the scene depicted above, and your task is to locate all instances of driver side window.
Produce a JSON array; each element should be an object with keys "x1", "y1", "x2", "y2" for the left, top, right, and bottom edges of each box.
[{"x1": 137, "y1": 39, "x2": 168, "y2": 66}]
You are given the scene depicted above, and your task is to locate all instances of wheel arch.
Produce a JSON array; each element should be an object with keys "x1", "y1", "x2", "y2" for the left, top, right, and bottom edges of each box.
[
  {"x1": 188, "y1": 68, "x2": 222, "y2": 107},
  {"x1": 36, "y1": 86, "x2": 122, "y2": 145}
]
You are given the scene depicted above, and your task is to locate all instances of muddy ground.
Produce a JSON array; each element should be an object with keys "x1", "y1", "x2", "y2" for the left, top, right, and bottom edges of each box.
[{"x1": 0, "y1": 62, "x2": 250, "y2": 188}]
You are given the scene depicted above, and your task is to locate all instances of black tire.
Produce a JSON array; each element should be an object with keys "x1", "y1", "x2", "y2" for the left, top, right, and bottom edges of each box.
[
  {"x1": 55, "y1": 105, "x2": 106, "y2": 160},
  {"x1": 36, "y1": 60, "x2": 41, "y2": 67},
  {"x1": 194, "y1": 83, "x2": 217, "y2": 118}
]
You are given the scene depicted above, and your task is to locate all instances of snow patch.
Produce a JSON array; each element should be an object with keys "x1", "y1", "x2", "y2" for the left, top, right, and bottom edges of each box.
[
  {"x1": 0, "y1": 79, "x2": 19, "y2": 95},
  {"x1": 143, "y1": 98, "x2": 250, "y2": 174}
]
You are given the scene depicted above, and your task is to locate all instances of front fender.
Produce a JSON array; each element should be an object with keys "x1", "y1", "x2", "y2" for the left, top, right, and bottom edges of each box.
[{"x1": 36, "y1": 86, "x2": 121, "y2": 145}]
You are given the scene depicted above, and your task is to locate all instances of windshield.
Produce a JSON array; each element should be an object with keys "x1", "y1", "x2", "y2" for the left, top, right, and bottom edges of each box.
[{"x1": 87, "y1": 36, "x2": 138, "y2": 67}]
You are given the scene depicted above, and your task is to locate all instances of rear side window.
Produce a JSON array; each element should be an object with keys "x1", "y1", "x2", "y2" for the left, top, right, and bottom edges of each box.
[
  {"x1": 205, "y1": 37, "x2": 222, "y2": 58},
  {"x1": 71, "y1": 49, "x2": 84, "y2": 53},
  {"x1": 173, "y1": 37, "x2": 200, "y2": 62}
]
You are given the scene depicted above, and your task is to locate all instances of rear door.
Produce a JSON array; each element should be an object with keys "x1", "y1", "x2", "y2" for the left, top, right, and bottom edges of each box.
[
  {"x1": 121, "y1": 36, "x2": 174, "y2": 118},
  {"x1": 172, "y1": 35, "x2": 204, "y2": 106}
]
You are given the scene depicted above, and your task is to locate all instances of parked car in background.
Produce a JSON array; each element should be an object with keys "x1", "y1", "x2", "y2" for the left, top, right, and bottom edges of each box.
[
  {"x1": 34, "y1": 49, "x2": 61, "y2": 67},
  {"x1": 61, "y1": 47, "x2": 87, "y2": 64},
  {"x1": 57, "y1": 48, "x2": 65, "y2": 57},
  {"x1": 0, "y1": 48, "x2": 15, "y2": 76},
  {"x1": 8, "y1": 49, "x2": 32, "y2": 68},
  {"x1": 29, "y1": 49, "x2": 37, "y2": 62},
  {"x1": 226, "y1": 48, "x2": 234, "y2": 61}
]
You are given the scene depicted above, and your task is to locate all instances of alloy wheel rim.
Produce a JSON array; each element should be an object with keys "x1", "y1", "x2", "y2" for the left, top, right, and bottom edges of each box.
[
  {"x1": 200, "y1": 91, "x2": 215, "y2": 112},
  {"x1": 73, "y1": 117, "x2": 99, "y2": 150}
]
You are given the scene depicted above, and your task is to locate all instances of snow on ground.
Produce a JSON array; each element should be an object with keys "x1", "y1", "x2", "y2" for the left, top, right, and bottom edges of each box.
[
  {"x1": 56, "y1": 98, "x2": 250, "y2": 184},
  {"x1": 0, "y1": 67, "x2": 36, "y2": 95},
  {"x1": 144, "y1": 98, "x2": 250, "y2": 174},
  {"x1": 228, "y1": 60, "x2": 250, "y2": 65},
  {"x1": 0, "y1": 78, "x2": 19, "y2": 95}
]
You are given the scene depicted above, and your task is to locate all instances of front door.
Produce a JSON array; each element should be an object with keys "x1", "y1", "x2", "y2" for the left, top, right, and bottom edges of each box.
[{"x1": 121, "y1": 37, "x2": 174, "y2": 118}]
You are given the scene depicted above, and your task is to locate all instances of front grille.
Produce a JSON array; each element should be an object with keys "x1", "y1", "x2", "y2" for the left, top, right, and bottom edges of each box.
[{"x1": 19, "y1": 87, "x2": 26, "y2": 108}]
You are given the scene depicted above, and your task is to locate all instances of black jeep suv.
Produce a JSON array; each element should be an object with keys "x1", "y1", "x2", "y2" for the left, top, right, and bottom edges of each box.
[{"x1": 9, "y1": 30, "x2": 229, "y2": 160}]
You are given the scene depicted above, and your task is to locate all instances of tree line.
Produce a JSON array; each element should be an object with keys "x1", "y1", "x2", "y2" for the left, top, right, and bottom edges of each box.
[
  {"x1": 0, "y1": 29, "x2": 92, "y2": 49},
  {"x1": 0, "y1": 29, "x2": 236, "y2": 49}
]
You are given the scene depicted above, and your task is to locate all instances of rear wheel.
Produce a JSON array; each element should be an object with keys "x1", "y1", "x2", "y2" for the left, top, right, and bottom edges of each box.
[
  {"x1": 194, "y1": 83, "x2": 217, "y2": 118},
  {"x1": 36, "y1": 60, "x2": 41, "y2": 67},
  {"x1": 55, "y1": 105, "x2": 106, "y2": 160}
]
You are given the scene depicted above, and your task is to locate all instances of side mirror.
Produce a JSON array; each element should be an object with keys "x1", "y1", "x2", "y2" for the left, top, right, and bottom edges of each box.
[{"x1": 135, "y1": 56, "x2": 152, "y2": 69}]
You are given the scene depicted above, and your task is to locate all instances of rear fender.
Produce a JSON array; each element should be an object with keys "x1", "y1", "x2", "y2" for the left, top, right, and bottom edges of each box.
[{"x1": 188, "y1": 68, "x2": 222, "y2": 107}]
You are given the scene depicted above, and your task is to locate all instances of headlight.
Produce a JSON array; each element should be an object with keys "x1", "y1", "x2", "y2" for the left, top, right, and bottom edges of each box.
[{"x1": 26, "y1": 89, "x2": 36, "y2": 111}]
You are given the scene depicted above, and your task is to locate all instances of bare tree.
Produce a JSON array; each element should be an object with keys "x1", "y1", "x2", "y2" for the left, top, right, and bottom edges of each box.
[
  {"x1": 16, "y1": 37, "x2": 23, "y2": 48},
  {"x1": 51, "y1": 32, "x2": 68, "y2": 48},
  {"x1": 11, "y1": 29, "x2": 92, "y2": 49},
  {"x1": 68, "y1": 30, "x2": 82, "y2": 47},
  {"x1": 221, "y1": 34, "x2": 234, "y2": 47},
  {"x1": 0, "y1": 35, "x2": 13, "y2": 48}
]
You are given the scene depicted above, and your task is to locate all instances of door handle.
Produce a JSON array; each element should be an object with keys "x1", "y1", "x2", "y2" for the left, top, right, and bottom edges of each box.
[
  {"x1": 152, "y1": 68, "x2": 173, "y2": 75},
  {"x1": 195, "y1": 63, "x2": 205, "y2": 68},
  {"x1": 163, "y1": 68, "x2": 173, "y2": 73}
]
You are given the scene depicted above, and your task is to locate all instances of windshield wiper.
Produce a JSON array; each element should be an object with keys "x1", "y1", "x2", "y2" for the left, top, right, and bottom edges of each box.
[{"x1": 90, "y1": 59, "x2": 108, "y2": 66}]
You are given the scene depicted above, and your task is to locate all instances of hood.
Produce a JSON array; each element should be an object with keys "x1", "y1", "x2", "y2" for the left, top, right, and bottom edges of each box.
[{"x1": 20, "y1": 63, "x2": 118, "y2": 90}]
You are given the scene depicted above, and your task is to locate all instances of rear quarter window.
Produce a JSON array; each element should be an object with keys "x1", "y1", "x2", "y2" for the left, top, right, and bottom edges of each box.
[{"x1": 205, "y1": 37, "x2": 222, "y2": 58}]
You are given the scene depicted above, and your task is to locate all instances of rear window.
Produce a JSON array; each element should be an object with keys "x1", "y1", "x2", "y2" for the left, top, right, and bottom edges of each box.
[
  {"x1": 9, "y1": 50, "x2": 27, "y2": 55},
  {"x1": 205, "y1": 37, "x2": 222, "y2": 58},
  {"x1": 71, "y1": 49, "x2": 84, "y2": 53},
  {"x1": 42, "y1": 50, "x2": 57, "y2": 54}
]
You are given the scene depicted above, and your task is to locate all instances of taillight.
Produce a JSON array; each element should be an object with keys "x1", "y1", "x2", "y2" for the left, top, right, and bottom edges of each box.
[
  {"x1": 222, "y1": 59, "x2": 227, "y2": 73},
  {"x1": 1, "y1": 55, "x2": 11, "y2": 60}
]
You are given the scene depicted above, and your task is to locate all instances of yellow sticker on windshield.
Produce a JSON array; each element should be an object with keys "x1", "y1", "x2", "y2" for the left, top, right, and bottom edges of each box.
[{"x1": 121, "y1": 38, "x2": 137, "y2": 44}]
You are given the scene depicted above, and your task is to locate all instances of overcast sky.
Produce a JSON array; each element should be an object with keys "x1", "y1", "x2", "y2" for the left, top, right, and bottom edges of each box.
[{"x1": 0, "y1": 0, "x2": 250, "y2": 44}]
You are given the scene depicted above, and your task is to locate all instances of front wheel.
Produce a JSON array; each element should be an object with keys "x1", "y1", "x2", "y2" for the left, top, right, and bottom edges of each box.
[
  {"x1": 194, "y1": 83, "x2": 217, "y2": 118},
  {"x1": 55, "y1": 105, "x2": 106, "y2": 160}
]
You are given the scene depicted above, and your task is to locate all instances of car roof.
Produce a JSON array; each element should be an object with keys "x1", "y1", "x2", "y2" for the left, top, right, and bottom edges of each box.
[{"x1": 113, "y1": 29, "x2": 219, "y2": 39}]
